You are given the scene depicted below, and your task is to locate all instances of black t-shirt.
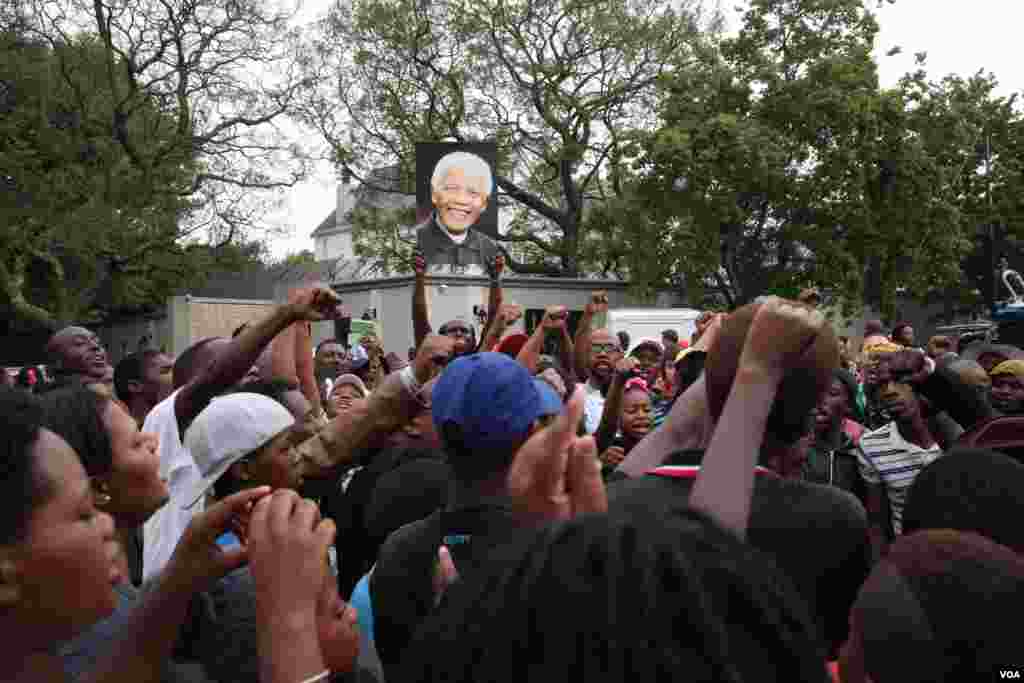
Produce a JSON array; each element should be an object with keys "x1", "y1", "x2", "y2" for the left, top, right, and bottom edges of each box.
[
  {"x1": 370, "y1": 497, "x2": 527, "y2": 679},
  {"x1": 607, "y1": 450, "x2": 871, "y2": 659},
  {"x1": 320, "y1": 445, "x2": 444, "y2": 598}
]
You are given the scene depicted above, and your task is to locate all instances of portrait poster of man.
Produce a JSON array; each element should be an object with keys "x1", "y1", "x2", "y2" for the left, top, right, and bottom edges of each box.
[{"x1": 415, "y1": 142, "x2": 501, "y2": 277}]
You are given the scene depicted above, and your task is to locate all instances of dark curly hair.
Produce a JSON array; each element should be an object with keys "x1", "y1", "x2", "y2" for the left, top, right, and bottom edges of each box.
[{"x1": 0, "y1": 388, "x2": 54, "y2": 544}]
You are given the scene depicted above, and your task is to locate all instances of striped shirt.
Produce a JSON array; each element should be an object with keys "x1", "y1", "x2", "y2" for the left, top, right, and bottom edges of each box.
[{"x1": 856, "y1": 424, "x2": 942, "y2": 535}]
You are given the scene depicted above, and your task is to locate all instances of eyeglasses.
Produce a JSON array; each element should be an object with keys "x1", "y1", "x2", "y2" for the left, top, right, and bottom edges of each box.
[
  {"x1": 592, "y1": 343, "x2": 622, "y2": 354},
  {"x1": 443, "y1": 327, "x2": 471, "y2": 338}
]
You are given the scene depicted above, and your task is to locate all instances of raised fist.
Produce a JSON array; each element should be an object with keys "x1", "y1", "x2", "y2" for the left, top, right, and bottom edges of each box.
[
  {"x1": 289, "y1": 287, "x2": 345, "y2": 322},
  {"x1": 542, "y1": 305, "x2": 568, "y2": 329},
  {"x1": 739, "y1": 298, "x2": 827, "y2": 379}
]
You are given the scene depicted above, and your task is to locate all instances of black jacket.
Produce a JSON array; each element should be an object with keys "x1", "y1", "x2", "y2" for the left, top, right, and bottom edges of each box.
[{"x1": 415, "y1": 215, "x2": 500, "y2": 276}]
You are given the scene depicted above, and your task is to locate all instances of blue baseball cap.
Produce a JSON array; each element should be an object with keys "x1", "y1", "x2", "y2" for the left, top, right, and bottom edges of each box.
[
  {"x1": 533, "y1": 378, "x2": 563, "y2": 416},
  {"x1": 432, "y1": 353, "x2": 543, "y2": 452}
]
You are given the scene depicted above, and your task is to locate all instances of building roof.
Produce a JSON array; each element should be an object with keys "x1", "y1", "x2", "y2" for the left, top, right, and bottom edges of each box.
[
  {"x1": 310, "y1": 165, "x2": 417, "y2": 239},
  {"x1": 311, "y1": 209, "x2": 338, "y2": 238}
]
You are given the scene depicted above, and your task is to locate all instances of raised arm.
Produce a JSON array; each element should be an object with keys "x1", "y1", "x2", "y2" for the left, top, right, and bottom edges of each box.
[
  {"x1": 690, "y1": 299, "x2": 826, "y2": 540},
  {"x1": 297, "y1": 335, "x2": 455, "y2": 477},
  {"x1": 294, "y1": 321, "x2": 322, "y2": 417},
  {"x1": 518, "y1": 305, "x2": 564, "y2": 374},
  {"x1": 361, "y1": 333, "x2": 384, "y2": 392},
  {"x1": 175, "y1": 288, "x2": 344, "y2": 436},
  {"x1": 481, "y1": 303, "x2": 521, "y2": 351},
  {"x1": 556, "y1": 322, "x2": 575, "y2": 377},
  {"x1": 475, "y1": 255, "x2": 505, "y2": 352},
  {"x1": 573, "y1": 292, "x2": 608, "y2": 382},
  {"x1": 266, "y1": 311, "x2": 323, "y2": 418},
  {"x1": 413, "y1": 252, "x2": 432, "y2": 350},
  {"x1": 269, "y1": 322, "x2": 299, "y2": 387}
]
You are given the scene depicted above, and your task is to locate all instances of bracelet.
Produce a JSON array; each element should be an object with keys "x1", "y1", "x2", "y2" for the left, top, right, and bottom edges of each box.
[{"x1": 299, "y1": 671, "x2": 329, "y2": 683}]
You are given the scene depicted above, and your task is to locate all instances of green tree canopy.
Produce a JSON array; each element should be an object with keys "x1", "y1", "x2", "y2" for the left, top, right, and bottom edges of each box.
[{"x1": 618, "y1": 0, "x2": 1023, "y2": 318}]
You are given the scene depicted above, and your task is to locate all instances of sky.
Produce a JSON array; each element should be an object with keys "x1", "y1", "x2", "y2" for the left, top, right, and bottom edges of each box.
[{"x1": 263, "y1": 0, "x2": 1024, "y2": 259}]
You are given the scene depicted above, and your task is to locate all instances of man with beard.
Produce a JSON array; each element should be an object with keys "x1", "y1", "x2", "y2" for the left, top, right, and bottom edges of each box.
[
  {"x1": 580, "y1": 330, "x2": 623, "y2": 435},
  {"x1": 572, "y1": 292, "x2": 622, "y2": 434},
  {"x1": 857, "y1": 351, "x2": 942, "y2": 556},
  {"x1": 44, "y1": 326, "x2": 110, "y2": 388}
]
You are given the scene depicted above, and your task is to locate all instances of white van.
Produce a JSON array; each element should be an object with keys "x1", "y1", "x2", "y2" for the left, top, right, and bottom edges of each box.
[{"x1": 606, "y1": 308, "x2": 702, "y2": 353}]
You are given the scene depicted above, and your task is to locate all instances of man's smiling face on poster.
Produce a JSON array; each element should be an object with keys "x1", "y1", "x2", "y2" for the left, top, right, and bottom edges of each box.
[{"x1": 431, "y1": 153, "x2": 491, "y2": 233}]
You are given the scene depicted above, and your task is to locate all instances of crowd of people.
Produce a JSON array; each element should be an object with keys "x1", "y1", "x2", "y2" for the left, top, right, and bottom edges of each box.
[{"x1": 3, "y1": 256, "x2": 1024, "y2": 683}]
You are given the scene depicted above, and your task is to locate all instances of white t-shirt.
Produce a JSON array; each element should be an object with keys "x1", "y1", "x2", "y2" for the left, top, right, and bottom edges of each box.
[
  {"x1": 142, "y1": 389, "x2": 204, "y2": 581},
  {"x1": 583, "y1": 379, "x2": 606, "y2": 435},
  {"x1": 856, "y1": 423, "x2": 942, "y2": 535}
]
